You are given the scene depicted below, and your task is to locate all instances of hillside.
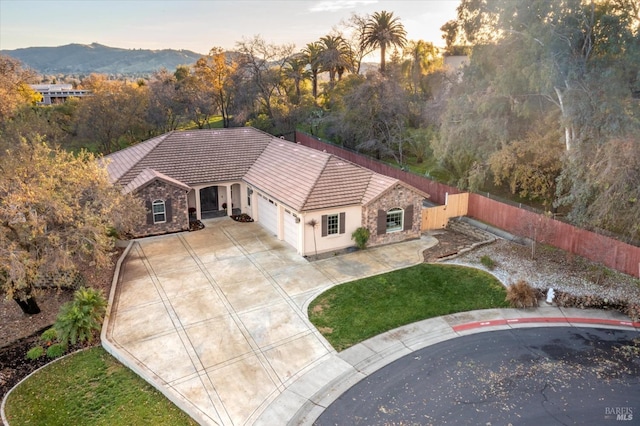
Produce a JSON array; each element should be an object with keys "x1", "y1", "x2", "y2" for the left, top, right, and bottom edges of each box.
[{"x1": 1, "y1": 43, "x2": 203, "y2": 75}]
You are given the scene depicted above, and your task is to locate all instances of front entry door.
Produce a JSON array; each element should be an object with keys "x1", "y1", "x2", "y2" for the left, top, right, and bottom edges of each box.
[{"x1": 200, "y1": 186, "x2": 218, "y2": 214}]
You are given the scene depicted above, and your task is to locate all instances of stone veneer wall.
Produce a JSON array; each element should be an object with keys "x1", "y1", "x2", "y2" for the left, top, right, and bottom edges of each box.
[
  {"x1": 133, "y1": 180, "x2": 189, "y2": 237},
  {"x1": 364, "y1": 184, "x2": 424, "y2": 247}
]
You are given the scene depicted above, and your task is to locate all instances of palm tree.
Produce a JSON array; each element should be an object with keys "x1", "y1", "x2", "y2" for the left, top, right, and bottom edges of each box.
[
  {"x1": 284, "y1": 54, "x2": 309, "y2": 104},
  {"x1": 318, "y1": 35, "x2": 353, "y2": 86},
  {"x1": 402, "y1": 40, "x2": 439, "y2": 95},
  {"x1": 302, "y1": 42, "x2": 323, "y2": 99},
  {"x1": 361, "y1": 10, "x2": 407, "y2": 74}
]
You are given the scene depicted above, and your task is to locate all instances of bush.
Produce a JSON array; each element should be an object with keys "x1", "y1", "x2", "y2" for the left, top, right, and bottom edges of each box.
[
  {"x1": 40, "y1": 327, "x2": 58, "y2": 344},
  {"x1": 480, "y1": 255, "x2": 497, "y2": 270},
  {"x1": 26, "y1": 346, "x2": 44, "y2": 360},
  {"x1": 54, "y1": 287, "x2": 107, "y2": 346},
  {"x1": 506, "y1": 280, "x2": 539, "y2": 308},
  {"x1": 351, "y1": 227, "x2": 370, "y2": 250},
  {"x1": 46, "y1": 343, "x2": 67, "y2": 359},
  {"x1": 553, "y1": 291, "x2": 640, "y2": 321}
]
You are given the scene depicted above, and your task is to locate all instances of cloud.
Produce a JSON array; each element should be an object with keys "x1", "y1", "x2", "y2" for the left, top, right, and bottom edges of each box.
[{"x1": 309, "y1": 0, "x2": 377, "y2": 13}]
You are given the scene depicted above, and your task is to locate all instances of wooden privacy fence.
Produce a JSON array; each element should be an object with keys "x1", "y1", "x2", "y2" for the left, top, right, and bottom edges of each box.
[
  {"x1": 422, "y1": 193, "x2": 469, "y2": 230},
  {"x1": 295, "y1": 131, "x2": 640, "y2": 278}
]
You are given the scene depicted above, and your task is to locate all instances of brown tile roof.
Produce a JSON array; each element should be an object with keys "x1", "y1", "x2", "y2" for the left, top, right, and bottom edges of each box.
[
  {"x1": 302, "y1": 156, "x2": 396, "y2": 211},
  {"x1": 101, "y1": 133, "x2": 169, "y2": 184},
  {"x1": 122, "y1": 168, "x2": 191, "y2": 194},
  {"x1": 105, "y1": 128, "x2": 429, "y2": 212},
  {"x1": 103, "y1": 128, "x2": 272, "y2": 187},
  {"x1": 243, "y1": 140, "x2": 329, "y2": 211}
]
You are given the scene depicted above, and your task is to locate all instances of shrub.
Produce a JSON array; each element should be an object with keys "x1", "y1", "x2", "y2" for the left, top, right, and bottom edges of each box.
[
  {"x1": 351, "y1": 227, "x2": 370, "y2": 250},
  {"x1": 46, "y1": 343, "x2": 67, "y2": 359},
  {"x1": 480, "y1": 255, "x2": 497, "y2": 270},
  {"x1": 26, "y1": 346, "x2": 44, "y2": 360},
  {"x1": 40, "y1": 327, "x2": 58, "y2": 344},
  {"x1": 552, "y1": 291, "x2": 640, "y2": 321},
  {"x1": 54, "y1": 287, "x2": 107, "y2": 346},
  {"x1": 506, "y1": 280, "x2": 539, "y2": 308}
]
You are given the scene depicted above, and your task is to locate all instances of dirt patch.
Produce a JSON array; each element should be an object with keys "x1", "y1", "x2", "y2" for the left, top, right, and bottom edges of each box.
[
  {"x1": 311, "y1": 298, "x2": 332, "y2": 315},
  {"x1": 0, "y1": 289, "x2": 74, "y2": 348}
]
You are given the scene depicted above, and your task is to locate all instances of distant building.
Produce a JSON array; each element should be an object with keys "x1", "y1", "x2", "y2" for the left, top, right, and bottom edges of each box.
[{"x1": 30, "y1": 84, "x2": 91, "y2": 105}]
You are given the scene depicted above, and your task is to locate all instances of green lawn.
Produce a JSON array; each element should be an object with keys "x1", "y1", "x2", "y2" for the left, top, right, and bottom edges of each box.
[
  {"x1": 182, "y1": 115, "x2": 225, "y2": 130},
  {"x1": 4, "y1": 346, "x2": 197, "y2": 426},
  {"x1": 309, "y1": 263, "x2": 509, "y2": 351}
]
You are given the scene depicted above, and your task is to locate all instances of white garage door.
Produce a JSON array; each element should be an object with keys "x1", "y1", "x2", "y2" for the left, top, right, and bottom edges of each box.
[
  {"x1": 257, "y1": 194, "x2": 277, "y2": 236},
  {"x1": 283, "y1": 209, "x2": 299, "y2": 250}
]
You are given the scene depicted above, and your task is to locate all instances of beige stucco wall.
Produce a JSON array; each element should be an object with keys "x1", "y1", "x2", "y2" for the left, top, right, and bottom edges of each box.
[{"x1": 300, "y1": 205, "x2": 362, "y2": 257}]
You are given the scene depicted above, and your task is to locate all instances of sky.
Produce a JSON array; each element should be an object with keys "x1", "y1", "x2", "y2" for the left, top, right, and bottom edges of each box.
[{"x1": 0, "y1": 0, "x2": 460, "y2": 55}]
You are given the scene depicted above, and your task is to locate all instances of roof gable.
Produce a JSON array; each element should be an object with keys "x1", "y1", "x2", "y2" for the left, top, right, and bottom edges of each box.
[
  {"x1": 303, "y1": 156, "x2": 391, "y2": 210},
  {"x1": 122, "y1": 168, "x2": 191, "y2": 194}
]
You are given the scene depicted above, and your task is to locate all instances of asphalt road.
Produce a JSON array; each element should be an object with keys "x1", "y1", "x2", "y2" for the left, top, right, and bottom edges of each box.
[{"x1": 315, "y1": 327, "x2": 640, "y2": 425}]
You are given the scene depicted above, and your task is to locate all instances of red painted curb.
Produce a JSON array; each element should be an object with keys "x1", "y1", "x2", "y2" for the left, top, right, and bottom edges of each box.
[{"x1": 452, "y1": 317, "x2": 640, "y2": 332}]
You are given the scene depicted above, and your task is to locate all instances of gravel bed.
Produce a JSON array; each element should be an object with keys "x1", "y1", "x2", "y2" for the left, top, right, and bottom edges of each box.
[{"x1": 443, "y1": 239, "x2": 640, "y2": 305}]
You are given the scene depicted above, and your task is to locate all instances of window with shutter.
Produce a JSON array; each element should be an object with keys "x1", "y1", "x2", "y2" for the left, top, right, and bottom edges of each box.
[
  {"x1": 321, "y1": 213, "x2": 345, "y2": 236},
  {"x1": 386, "y1": 208, "x2": 403, "y2": 233},
  {"x1": 152, "y1": 200, "x2": 166, "y2": 224}
]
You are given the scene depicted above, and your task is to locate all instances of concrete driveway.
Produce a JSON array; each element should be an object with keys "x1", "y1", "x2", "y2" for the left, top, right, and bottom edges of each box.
[{"x1": 102, "y1": 218, "x2": 437, "y2": 425}]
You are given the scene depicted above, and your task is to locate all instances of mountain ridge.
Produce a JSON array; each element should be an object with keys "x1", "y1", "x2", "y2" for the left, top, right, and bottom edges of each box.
[{"x1": 1, "y1": 42, "x2": 204, "y2": 75}]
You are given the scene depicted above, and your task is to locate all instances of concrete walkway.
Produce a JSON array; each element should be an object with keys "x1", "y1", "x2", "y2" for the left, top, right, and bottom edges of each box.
[{"x1": 102, "y1": 218, "x2": 438, "y2": 425}]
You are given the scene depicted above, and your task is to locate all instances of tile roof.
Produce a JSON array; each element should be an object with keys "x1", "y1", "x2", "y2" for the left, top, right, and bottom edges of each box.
[
  {"x1": 243, "y1": 140, "x2": 329, "y2": 211},
  {"x1": 100, "y1": 133, "x2": 169, "y2": 184},
  {"x1": 103, "y1": 128, "x2": 272, "y2": 187},
  {"x1": 122, "y1": 168, "x2": 191, "y2": 194},
  {"x1": 104, "y1": 128, "x2": 428, "y2": 213},
  {"x1": 302, "y1": 156, "x2": 396, "y2": 211}
]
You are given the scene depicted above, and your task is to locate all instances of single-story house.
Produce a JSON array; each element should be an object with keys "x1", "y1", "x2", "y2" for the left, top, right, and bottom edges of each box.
[{"x1": 103, "y1": 127, "x2": 430, "y2": 256}]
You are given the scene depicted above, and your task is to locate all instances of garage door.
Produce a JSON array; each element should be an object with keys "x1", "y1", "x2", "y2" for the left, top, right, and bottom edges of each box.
[
  {"x1": 283, "y1": 209, "x2": 299, "y2": 250},
  {"x1": 257, "y1": 194, "x2": 277, "y2": 236}
]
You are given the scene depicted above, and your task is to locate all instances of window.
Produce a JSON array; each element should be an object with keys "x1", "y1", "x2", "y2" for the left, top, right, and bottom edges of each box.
[
  {"x1": 327, "y1": 214, "x2": 339, "y2": 235},
  {"x1": 386, "y1": 208, "x2": 403, "y2": 232},
  {"x1": 152, "y1": 200, "x2": 166, "y2": 223},
  {"x1": 321, "y1": 212, "x2": 346, "y2": 236}
]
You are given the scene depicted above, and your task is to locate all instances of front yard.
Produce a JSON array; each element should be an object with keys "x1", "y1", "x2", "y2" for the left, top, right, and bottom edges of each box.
[{"x1": 309, "y1": 263, "x2": 509, "y2": 351}]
